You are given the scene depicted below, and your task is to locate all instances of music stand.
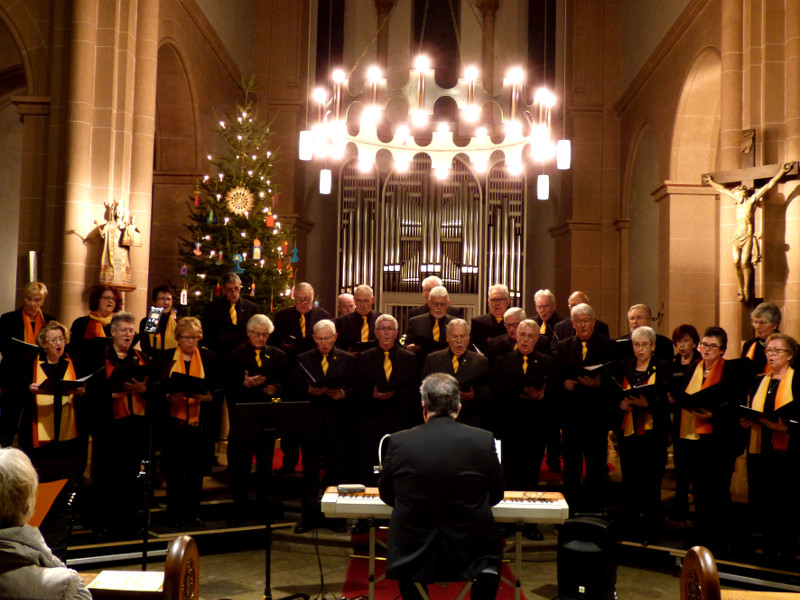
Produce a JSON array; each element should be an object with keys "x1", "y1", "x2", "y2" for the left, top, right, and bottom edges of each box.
[{"x1": 229, "y1": 401, "x2": 310, "y2": 600}]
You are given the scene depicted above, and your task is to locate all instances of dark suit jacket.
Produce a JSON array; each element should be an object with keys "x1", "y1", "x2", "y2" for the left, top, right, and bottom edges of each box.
[
  {"x1": 268, "y1": 305, "x2": 331, "y2": 359},
  {"x1": 553, "y1": 333, "x2": 619, "y2": 428},
  {"x1": 201, "y1": 296, "x2": 258, "y2": 356},
  {"x1": 533, "y1": 312, "x2": 563, "y2": 339},
  {"x1": 292, "y1": 346, "x2": 356, "y2": 438},
  {"x1": 404, "y1": 313, "x2": 454, "y2": 358},
  {"x1": 150, "y1": 346, "x2": 221, "y2": 423},
  {"x1": 741, "y1": 337, "x2": 769, "y2": 375},
  {"x1": 356, "y1": 345, "x2": 420, "y2": 434},
  {"x1": 487, "y1": 333, "x2": 552, "y2": 365},
  {"x1": 552, "y1": 317, "x2": 610, "y2": 349},
  {"x1": 492, "y1": 349, "x2": 554, "y2": 437},
  {"x1": 423, "y1": 349, "x2": 490, "y2": 428},
  {"x1": 334, "y1": 310, "x2": 379, "y2": 351},
  {"x1": 615, "y1": 332, "x2": 674, "y2": 362},
  {"x1": 469, "y1": 313, "x2": 506, "y2": 355},
  {"x1": 0, "y1": 308, "x2": 57, "y2": 352},
  {"x1": 378, "y1": 416, "x2": 503, "y2": 582},
  {"x1": 408, "y1": 304, "x2": 461, "y2": 319},
  {"x1": 0, "y1": 308, "x2": 56, "y2": 396},
  {"x1": 225, "y1": 343, "x2": 289, "y2": 409}
]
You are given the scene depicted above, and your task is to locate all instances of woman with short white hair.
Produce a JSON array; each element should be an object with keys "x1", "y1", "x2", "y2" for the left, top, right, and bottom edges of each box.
[{"x1": 0, "y1": 446, "x2": 91, "y2": 599}]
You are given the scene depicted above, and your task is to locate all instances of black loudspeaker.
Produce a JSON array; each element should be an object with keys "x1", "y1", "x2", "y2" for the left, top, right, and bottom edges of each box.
[{"x1": 557, "y1": 516, "x2": 617, "y2": 600}]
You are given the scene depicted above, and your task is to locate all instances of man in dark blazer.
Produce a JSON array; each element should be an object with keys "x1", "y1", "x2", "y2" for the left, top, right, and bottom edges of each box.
[
  {"x1": 532, "y1": 289, "x2": 563, "y2": 339},
  {"x1": 423, "y1": 319, "x2": 491, "y2": 430},
  {"x1": 407, "y1": 276, "x2": 461, "y2": 318},
  {"x1": 405, "y1": 286, "x2": 454, "y2": 362},
  {"x1": 379, "y1": 373, "x2": 504, "y2": 600},
  {"x1": 616, "y1": 303, "x2": 673, "y2": 361},
  {"x1": 487, "y1": 308, "x2": 552, "y2": 364},
  {"x1": 201, "y1": 272, "x2": 258, "y2": 357},
  {"x1": 469, "y1": 284, "x2": 511, "y2": 354},
  {"x1": 268, "y1": 281, "x2": 331, "y2": 472},
  {"x1": 355, "y1": 314, "x2": 419, "y2": 485},
  {"x1": 554, "y1": 303, "x2": 618, "y2": 515},
  {"x1": 552, "y1": 291, "x2": 611, "y2": 348},
  {"x1": 292, "y1": 319, "x2": 356, "y2": 533},
  {"x1": 224, "y1": 314, "x2": 288, "y2": 522},
  {"x1": 334, "y1": 284, "x2": 379, "y2": 352}
]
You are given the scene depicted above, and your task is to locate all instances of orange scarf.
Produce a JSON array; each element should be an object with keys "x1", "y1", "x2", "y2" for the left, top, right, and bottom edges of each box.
[
  {"x1": 168, "y1": 347, "x2": 205, "y2": 425},
  {"x1": 748, "y1": 368, "x2": 794, "y2": 453},
  {"x1": 745, "y1": 341, "x2": 771, "y2": 374},
  {"x1": 32, "y1": 357, "x2": 78, "y2": 448},
  {"x1": 23, "y1": 310, "x2": 45, "y2": 345},
  {"x1": 86, "y1": 311, "x2": 112, "y2": 339},
  {"x1": 106, "y1": 350, "x2": 147, "y2": 418},
  {"x1": 150, "y1": 311, "x2": 178, "y2": 351},
  {"x1": 621, "y1": 369, "x2": 656, "y2": 436},
  {"x1": 679, "y1": 358, "x2": 723, "y2": 439}
]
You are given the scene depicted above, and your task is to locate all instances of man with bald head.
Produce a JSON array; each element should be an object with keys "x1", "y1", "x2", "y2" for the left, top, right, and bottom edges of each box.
[
  {"x1": 337, "y1": 293, "x2": 356, "y2": 316},
  {"x1": 552, "y1": 291, "x2": 610, "y2": 347},
  {"x1": 408, "y1": 276, "x2": 461, "y2": 318},
  {"x1": 470, "y1": 284, "x2": 512, "y2": 354},
  {"x1": 334, "y1": 284, "x2": 379, "y2": 352}
]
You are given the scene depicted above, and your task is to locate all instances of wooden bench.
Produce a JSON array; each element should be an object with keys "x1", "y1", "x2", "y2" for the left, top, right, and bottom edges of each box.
[{"x1": 83, "y1": 535, "x2": 199, "y2": 600}]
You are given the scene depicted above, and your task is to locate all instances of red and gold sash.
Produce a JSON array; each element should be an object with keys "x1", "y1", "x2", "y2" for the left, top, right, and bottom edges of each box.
[
  {"x1": 748, "y1": 368, "x2": 794, "y2": 453},
  {"x1": 621, "y1": 370, "x2": 656, "y2": 436},
  {"x1": 150, "y1": 311, "x2": 178, "y2": 351},
  {"x1": 679, "y1": 358, "x2": 723, "y2": 439},
  {"x1": 23, "y1": 310, "x2": 45, "y2": 345},
  {"x1": 168, "y1": 347, "x2": 205, "y2": 425},
  {"x1": 86, "y1": 312, "x2": 112, "y2": 339},
  {"x1": 106, "y1": 350, "x2": 147, "y2": 418},
  {"x1": 31, "y1": 357, "x2": 78, "y2": 448}
]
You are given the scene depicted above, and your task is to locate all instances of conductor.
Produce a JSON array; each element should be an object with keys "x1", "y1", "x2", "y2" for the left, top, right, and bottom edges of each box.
[{"x1": 379, "y1": 373, "x2": 504, "y2": 600}]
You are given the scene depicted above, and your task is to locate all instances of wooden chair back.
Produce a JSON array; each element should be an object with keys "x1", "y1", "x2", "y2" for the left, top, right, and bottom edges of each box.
[
  {"x1": 681, "y1": 546, "x2": 722, "y2": 600},
  {"x1": 162, "y1": 535, "x2": 199, "y2": 600}
]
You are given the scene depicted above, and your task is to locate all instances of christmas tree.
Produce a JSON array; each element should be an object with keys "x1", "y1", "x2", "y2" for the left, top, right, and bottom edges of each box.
[{"x1": 179, "y1": 85, "x2": 296, "y2": 317}]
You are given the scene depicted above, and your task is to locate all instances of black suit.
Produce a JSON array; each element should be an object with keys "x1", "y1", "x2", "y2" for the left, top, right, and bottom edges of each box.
[
  {"x1": 268, "y1": 305, "x2": 331, "y2": 359},
  {"x1": 405, "y1": 313, "x2": 454, "y2": 362},
  {"x1": 293, "y1": 346, "x2": 356, "y2": 522},
  {"x1": 487, "y1": 333, "x2": 552, "y2": 365},
  {"x1": 552, "y1": 317, "x2": 610, "y2": 350},
  {"x1": 225, "y1": 343, "x2": 288, "y2": 516},
  {"x1": 615, "y1": 332, "x2": 674, "y2": 362},
  {"x1": 201, "y1": 296, "x2": 258, "y2": 356},
  {"x1": 533, "y1": 312, "x2": 563, "y2": 340},
  {"x1": 554, "y1": 333, "x2": 618, "y2": 513},
  {"x1": 334, "y1": 310, "x2": 379, "y2": 351},
  {"x1": 355, "y1": 345, "x2": 420, "y2": 483},
  {"x1": 492, "y1": 349, "x2": 554, "y2": 490},
  {"x1": 423, "y1": 349, "x2": 491, "y2": 429},
  {"x1": 741, "y1": 336, "x2": 769, "y2": 375},
  {"x1": 408, "y1": 304, "x2": 461, "y2": 319},
  {"x1": 469, "y1": 313, "x2": 506, "y2": 355},
  {"x1": 379, "y1": 416, "x2": 503, "y2": 595}
]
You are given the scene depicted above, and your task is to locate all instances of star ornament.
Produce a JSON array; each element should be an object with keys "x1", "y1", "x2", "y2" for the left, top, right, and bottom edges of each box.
[{"x1": 226, "y1": 186, "x2": 255, "y2": 215}]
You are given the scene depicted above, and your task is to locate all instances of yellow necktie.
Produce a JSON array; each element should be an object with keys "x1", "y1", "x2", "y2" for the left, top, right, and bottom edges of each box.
[
  {"x1": 300, "y1": 314, "x2": 306, "y2": 337},
  {"x1": 452, "y1": 354, "x2": 459, "y2": 373},
  {"x1": 540, "y1": 321, "x2": 546, "y2": 334},
  {"x1": 321, "y1": 353, "x2": 329, "y2": 375},
  {"x1": 432, "y1": 319, "x2": 440, "y2": 342},
  {"x1": 496, "y1": 317, "x2": 503, "y2": 324},
  {"x1": 522, "y1": 355, "x2": 528, "y2": 374},
  {"x1": 581, "y1": 341, "x2": 588, "y2": 360},
  {"x1": 254, "y1": 349, "x2": 262, "y2": 367},
  {"x1": 361, "y1": 316, "x2": 369, "y2": 342},
  {"x1": 230, "y1": 303, "x2": 237, "y2": 325},
  {"x1": 384, "y1": 351, "x2": 392, "y2": 381}
]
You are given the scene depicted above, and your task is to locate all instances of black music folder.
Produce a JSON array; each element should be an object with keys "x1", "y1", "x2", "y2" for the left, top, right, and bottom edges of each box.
[
  {"x1": 36, "y1": 367, "x2": 104, "y2": 395},
  {"x1": 675, "y1": 386, "x2": 726, "y2": 412},
  {"x1": 164, "y1": 372, "x2": 213, "y2": 396},
  {"x1": 107, "y1": 365, "x2": 149, "y2": 392},
  {"x1": 738, "y1": 404, "x2": 799, "y2": 426}
]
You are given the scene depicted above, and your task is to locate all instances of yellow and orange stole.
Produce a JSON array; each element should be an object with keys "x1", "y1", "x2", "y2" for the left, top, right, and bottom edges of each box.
[
  {"x1": 748, "y1": 369, "x2": 794, "y2": 453},
  {"x1": 106, "y1": 351, "x2": 147, "y2": 419},
  {"x1": 150, "y1": 312, "x2": 178, "y2": 351},
  {"x1": 86, "y1": 312, "x2": 112, "y2": 339},
  {"x1": 31, "y1": 357, "x2": 78, "y2": 448},
  {"x1": 168, "y1": 347, "x2": 205, "y2": 425},
  {"x1": 679, "y1": 359, "x2": 724, "y2": 439},
  {"x1": 745, "y1": 341, "x2": 771, "y2": 374},
  {"x1": 22, "y1": 310, "x2": 46, "y2": 345},
  {"x1": 621, "y1": 369, "x2": 656, "y2": 436}
]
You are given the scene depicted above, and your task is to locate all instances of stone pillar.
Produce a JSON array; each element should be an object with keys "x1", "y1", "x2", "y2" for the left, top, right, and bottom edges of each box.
[
  {"x1": 653, "y1": 182, "x2": 719, "y2": 336},
  {"x1": 128, "y1": 0, "x2": 160, "y2": 318},
  {"x1": 62, "y1": 0, "x2": 99, "y2": 321},
  {"x1": 717, "y1": 0, "x2": 744, "y2": 347},
  {"x1": 476, "y1": 0, "x2": 498, "y2": 93},
  {"x1": 783, "y1": 2, "x2": 800, "y2": 334}
]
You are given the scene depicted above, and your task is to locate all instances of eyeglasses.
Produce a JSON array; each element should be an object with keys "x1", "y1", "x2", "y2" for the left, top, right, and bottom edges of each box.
[
  {"x1": 448, "y1": 334, "x2": 468, "y2": 341},
  {"x1": 488, "y1": 298, "x2": 509, "y2": 304},
  {"x1": 249, "y1": 331, "x2": 269, "y2": 338},
  {"x1": 573, "y1": 318, "x2": 594, "y2": 326},
  {"x1": 294, "y1": 296, "x2": 312, "y2": 304},
  {"x1": 376, "y1": 326, "x2": 397, "y2": 332},
  {"x1": 45, "y1": 337, "x2": 65, "y2": 345},
  {"x1": 100, "y1": 295, "x2": 116, "y2": 301},
  {"x1": 699, "y1": 341, "x2": 722, "y2": 350},
  {"x1": 179, "y1": 335, "x2": 201, "y2": 341},
  {"x1": 315, "y1": 336, "x2": 335, "y2": 344},
  {"x1": 766, "y1": 348, "x2": 789, "y2": 356},
  {"x1": 752, "y1": 319, "x2": 771, "y2": 327},
  {"x1": 429, "y1": 302, "x2": 448, "y2": 308}
]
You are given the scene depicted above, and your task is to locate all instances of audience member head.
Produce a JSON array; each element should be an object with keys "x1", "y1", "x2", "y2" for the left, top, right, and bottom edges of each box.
[{"x1": 0, "y1": 446, "x2": 39, "y2": 528}]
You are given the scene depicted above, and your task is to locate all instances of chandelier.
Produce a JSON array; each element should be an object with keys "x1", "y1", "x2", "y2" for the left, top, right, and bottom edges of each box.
[{"x1": 299, "y1": 56, "x2": 570, "y2": 199}]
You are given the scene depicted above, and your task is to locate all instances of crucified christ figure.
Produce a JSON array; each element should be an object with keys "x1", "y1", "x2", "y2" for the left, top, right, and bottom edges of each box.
[{"x1": 703, "y1": 162, "x2": 794, "y2": 303}]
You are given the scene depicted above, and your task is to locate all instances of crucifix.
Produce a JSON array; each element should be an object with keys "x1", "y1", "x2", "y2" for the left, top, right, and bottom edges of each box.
[{"x1": 703, "y1": 160, "x2": 797, "y2": 303}]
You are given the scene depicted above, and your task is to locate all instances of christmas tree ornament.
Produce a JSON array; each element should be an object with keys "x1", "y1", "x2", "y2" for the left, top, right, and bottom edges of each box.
[
  {"x1": 216, "y1": 250, "x2": 223, "y2": 265},
  {"x1": 194, "y1": 186, "x2": 201, "y2": 207},
  {"x1": 226, "y1": 186, "x2": 255, "y2": 215},
  {"x1": 207, "y1": 209, "x2": 217, "y2": 224},
  {"x1": 192, "y1": 242, "x2": 202, "y2": 256},
  {"x1": 253, "y1": 239, "x2": 262, "y2": 260},
  {"x1": 180, "y1": 286, "x2": 188, "y2": 305},
  {"x1": 250, "y1": 282, "x2": 256, "y2": 296},
  {"x1": 266, "y1": 211, "x2": 275, "y2": 227},
  {"x1": 290, "y1": 247, "x2": 299, "y2": 264},
  {"x1": 232, "y1": 253, "x2": 245, "y2": 273},
  {"x1": 180, "y1": 264, "x2": 188, "y2": 277},
  {"x1": 214, "y1": 283, "x2": 221, "y2": 296}
]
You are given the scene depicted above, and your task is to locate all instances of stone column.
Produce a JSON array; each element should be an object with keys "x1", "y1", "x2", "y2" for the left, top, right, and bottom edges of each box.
[
  {"x1": 783, "y1": 2, "x2": 800, "y2": 333},
  {"x1": 717, "y1": 0, "x2": 744, "y2": 347},
  {"x1": 62, "y1": 0, "x2": 99, "y2": 321},
  {"x1": 127, "y1": 0, "x2": 160, "y2": 318},
  {"x1": 476, "y1": 0, "x2": 498, "y2": 93}
]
